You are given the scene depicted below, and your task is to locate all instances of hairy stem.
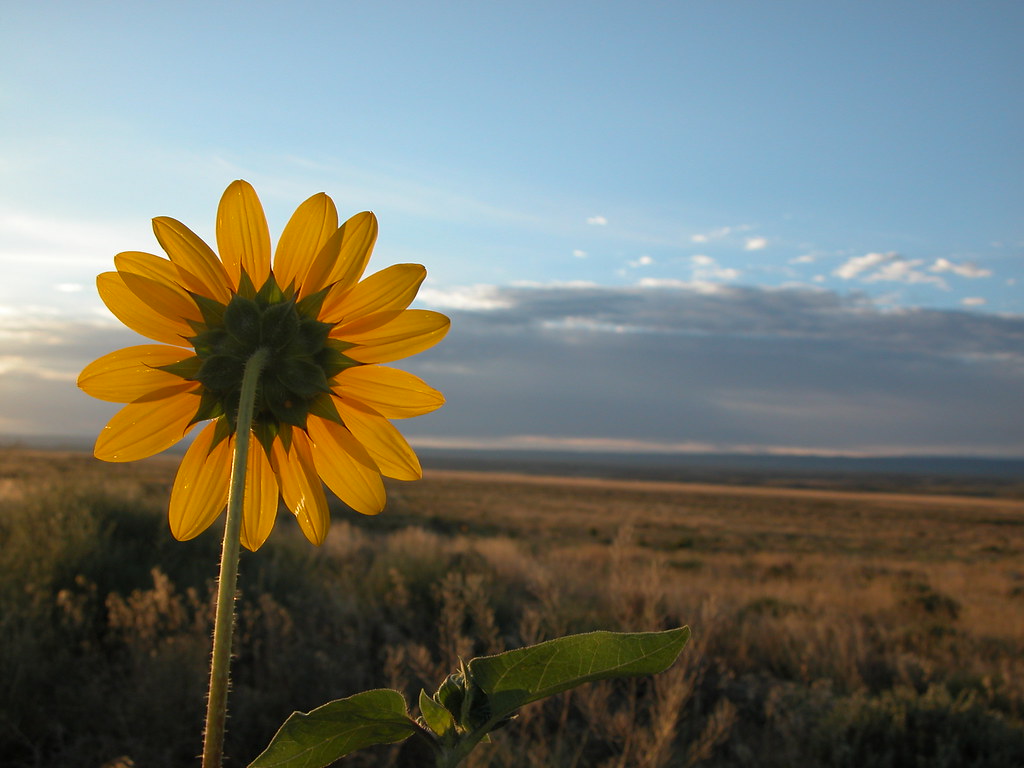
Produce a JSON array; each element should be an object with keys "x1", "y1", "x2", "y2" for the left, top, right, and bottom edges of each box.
[{"x1": 202, "y1": 347, "x2": 270, "y2": 768}]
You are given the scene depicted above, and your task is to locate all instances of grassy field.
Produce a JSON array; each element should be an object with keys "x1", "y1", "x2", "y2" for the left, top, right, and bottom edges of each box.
[{"x1": 1, "y1": 448, "x2": 1023, "y2": 767}]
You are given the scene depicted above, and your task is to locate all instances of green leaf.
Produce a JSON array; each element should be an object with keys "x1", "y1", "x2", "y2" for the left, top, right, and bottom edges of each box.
[
  {"x1": 468, "y1": 627, "x2": 690, "y2": 724},
  {"x1": 419, "y1": 688, "x2": 454, "y2": 737},
  {"x1": 248, "y1": 689, "x2": 419, "y2": 768}
]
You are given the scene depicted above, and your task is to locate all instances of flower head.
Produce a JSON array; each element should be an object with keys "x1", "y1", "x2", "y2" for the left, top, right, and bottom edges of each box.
[{"x1": 78, "y1": 181, "x2": 448, "y2": 550}]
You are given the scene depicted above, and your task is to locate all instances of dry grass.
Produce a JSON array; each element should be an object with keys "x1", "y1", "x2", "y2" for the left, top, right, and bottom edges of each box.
[{"x1": 1, "y1": 449, "x2": 1022, "y2": 767}]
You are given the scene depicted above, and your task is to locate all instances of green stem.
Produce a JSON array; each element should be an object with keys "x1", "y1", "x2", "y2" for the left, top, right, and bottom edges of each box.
[
  {"x1": 202, "y1": 348, "x2": 270, "y2": 768},
  {"x1": 434, "y1": 726, "x2": 493, "y2": 768}
]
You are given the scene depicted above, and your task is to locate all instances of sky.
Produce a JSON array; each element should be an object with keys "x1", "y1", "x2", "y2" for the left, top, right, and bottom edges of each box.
[{"x1": 1, "y1": 1, "x2": 1022, "y2": 457}]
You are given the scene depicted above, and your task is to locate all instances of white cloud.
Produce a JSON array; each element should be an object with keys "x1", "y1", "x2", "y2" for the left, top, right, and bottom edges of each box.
[
  {"x1": 930, "y1": 258, "x2": 992, "y2": 278},
  {"x1": 690, "y1": 254, "x2": 740, "y2": 281},
  {"x1": 961, "y1": 297, "x2": 987, "y2": 307},
  {"x1": 744, "y1": 236, "x2": 768, "y2": 251},
  {"x1": 0, "y1": 209, "x2": 146, "y2": 261},
  {"x1": 416, "y1": 284, "x2": 513, "y2": 311},
  {"x1": 572, "y1": 249, "x2": 587, "y2": 259},
  {"x1": 834, "y1": 252, "x2": 895, "y2": 280},
  {"x1": 0, "y1": 355, "x2": 76, "y2": 381},
  {"x1": 832, "y1": 252, "x2": 946, "y2": 288},
  {"x1": 789, "y1": 253, "x2": 817, "y2": 265},
  {"x1": 690, "y1": 225, "x2": 743, "y2": 244},
  {"x1": 627, "y1": 254, "x2": 654, "y2": 268},
  {"x1": 834, "y1": 252, "x2": 994, "y2": 291},
  {"x1": 586, "y1": 215, "x2": 608, "y2": 226},
  {"x1": 863, "y1": 259, "x2": 947, "y2": 288},
  {"x1": 636, "y1": 278, "x2": 728, "y2": 294}
]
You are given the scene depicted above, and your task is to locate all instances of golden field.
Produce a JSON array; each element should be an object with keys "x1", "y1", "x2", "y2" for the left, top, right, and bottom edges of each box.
[{"x1": 1, "y1": 448, "x2": 1022, "y2": 767}]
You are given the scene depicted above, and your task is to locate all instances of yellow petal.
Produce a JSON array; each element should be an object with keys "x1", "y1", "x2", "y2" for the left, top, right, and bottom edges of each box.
[
  {"x1": 78, "y1": 345, "x2": 194, "y2": 403},
  {"x1": 117, "y1": 270, "x2": 202, "y2": 326},
  {"x1": 217, "y1": 180, "x2": 271, "y2": 289},
  {"x1": 273, "y1": 193, "x2": 339, "y2": 292},
  {"x1": 97, "y1": 272, "x2": 193, "y2": 346},
  {"x1": 240, "y1": 441, "x2": 280, "y2": 552},
  {"x1": 332, "y1": 365, "x2": 445, "y2": 419},
  {"x1": 300, "y1": 211, "x2": 377, "y2": 298},
  {"x1": 340, "y1": 310, "x2": 451, "y2": 364},
  {"x1": 271, "y1": 431, "x2": 330, "y2": 545},
  {"x1": 320, "y1": 263, "x2": 426, "y2": 325},
  {"x1": 306, "y1": 415, "x2": 386, "y2": 515},
  {"x1": 168, "y1": 422, "x2": 231, "y2": 541},
  {"x1": 94, "y1": 387, "x2": 199, "y2": 462},
  {"x1": 152, "y1": 216, "x2": 232, "y2": 303},
  {"x1": 335, "y1": 397, "x2": 422, "y2": 481},
  {"x1": 114, "y1": 250, "x2": 183, "y2": 285}
]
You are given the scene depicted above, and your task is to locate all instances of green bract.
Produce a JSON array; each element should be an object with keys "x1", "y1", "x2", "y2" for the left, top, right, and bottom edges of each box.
[{"x1": 160, "y1": 271, "x2": 359, "y2": 454}]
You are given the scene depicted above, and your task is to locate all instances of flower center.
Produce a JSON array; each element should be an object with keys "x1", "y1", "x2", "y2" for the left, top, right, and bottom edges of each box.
[{"x1": 164, "y1": 274, "x2": 356, "y2": 445}]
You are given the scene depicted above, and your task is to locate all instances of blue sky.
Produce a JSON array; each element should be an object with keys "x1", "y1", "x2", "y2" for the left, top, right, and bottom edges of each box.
[{"x1": 1, "y1": 2, "x2": 1022, "y2": 456}]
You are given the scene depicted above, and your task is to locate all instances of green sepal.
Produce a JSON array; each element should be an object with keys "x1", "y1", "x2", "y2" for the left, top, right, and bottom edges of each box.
[
  {"x1": 156, "y1": 355, "x2": 203, "y2": 381},
  {"x1": 262, "y1": 377, "x2": 311, "y2": 429},
  {"x1": 255, "y1": 273, "x2": 284, "y2": 306},
  {"x1": 252, "y1": 419, "x2": 279, "y2": 458},
  {"x1": 308, "y1": 392, "x2": 343, "y2": 425},
  {"x1": 209, "y1": 416, "x2": 233, "y2": 452},
  {"x1": 295, "y1": 284, "x2": 332, "y2": 319},
  {"x1": 190, "y1": 292, "x2": 227, "y2": 328},
  {"x1": 277, "y1": 358, "x2": 330, "y2": 399},
  {"x1": 434, "y1": 669, "x2": 466, "y2": 722},
  {"x1": 196, "y1": 355, "x2": 245, "y2": 393},
  {"x1": 295, "y1": 316, "x2": 331, "y2": 354},
  {"x1": 326, "y1": 337, "x2": 356, "y2": 353},
  {"x1": 432, "y1": 663, "x2": 491, "y2": 733},
  {"x1": 236, "y1": 270, "x2": 258, "y2": 300},
  {"x1": 223, "y1": 296, "x2": 262, "y2": 347},
  {"x1": 260, "y1": 299, "x2": 300, "y2": 350},
  {"x1": 189, "y1": 327, "x2": 229, "y2": 358},
  {"x1": 278, "y1": 422, "x2": 293, "y2": 453},
  {"x1": 315, "y1": 347, "x2": 359, "y2": 379},
  {"x1": 189, "y1": 389, "x2": 226, "y2": 426},
  {"x1": 418, "y1": 688, "x2": 453, "y2": 737},
  {"x1": 459, "y1": 674, "x2": 491, "y2": 733}
]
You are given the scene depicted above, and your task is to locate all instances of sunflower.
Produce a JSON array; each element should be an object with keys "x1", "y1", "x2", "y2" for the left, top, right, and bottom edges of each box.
[{"x1": 78, "y1": 180, "x2": 449, "y2": 551}]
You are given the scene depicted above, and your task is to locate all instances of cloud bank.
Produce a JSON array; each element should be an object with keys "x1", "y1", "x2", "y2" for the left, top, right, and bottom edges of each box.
[
  {"x1": 3, "y1": 283, "x2": 1022, "y2": 457},
  {"x1": 408, "y1": 283, "x2": 1023, "y2": 456}
]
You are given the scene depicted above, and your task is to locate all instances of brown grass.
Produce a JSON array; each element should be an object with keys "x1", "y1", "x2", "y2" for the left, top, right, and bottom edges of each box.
[{"x1": 1, "y1": 449, "x2": 1022, "y2": 767}]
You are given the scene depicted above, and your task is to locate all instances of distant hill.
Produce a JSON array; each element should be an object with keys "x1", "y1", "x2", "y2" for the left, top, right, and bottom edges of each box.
[
  {"x1": 416, "y1": 448, "x2": 1024, "y2": 498},
  {"x1": 4, "y1": 435, "x2": 1021, "y2": 498}
]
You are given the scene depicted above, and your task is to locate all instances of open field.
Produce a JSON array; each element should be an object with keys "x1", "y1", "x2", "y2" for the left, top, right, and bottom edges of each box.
[{"x1": 2, "y1": 448, "x2": 1023, "y2": 767}]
